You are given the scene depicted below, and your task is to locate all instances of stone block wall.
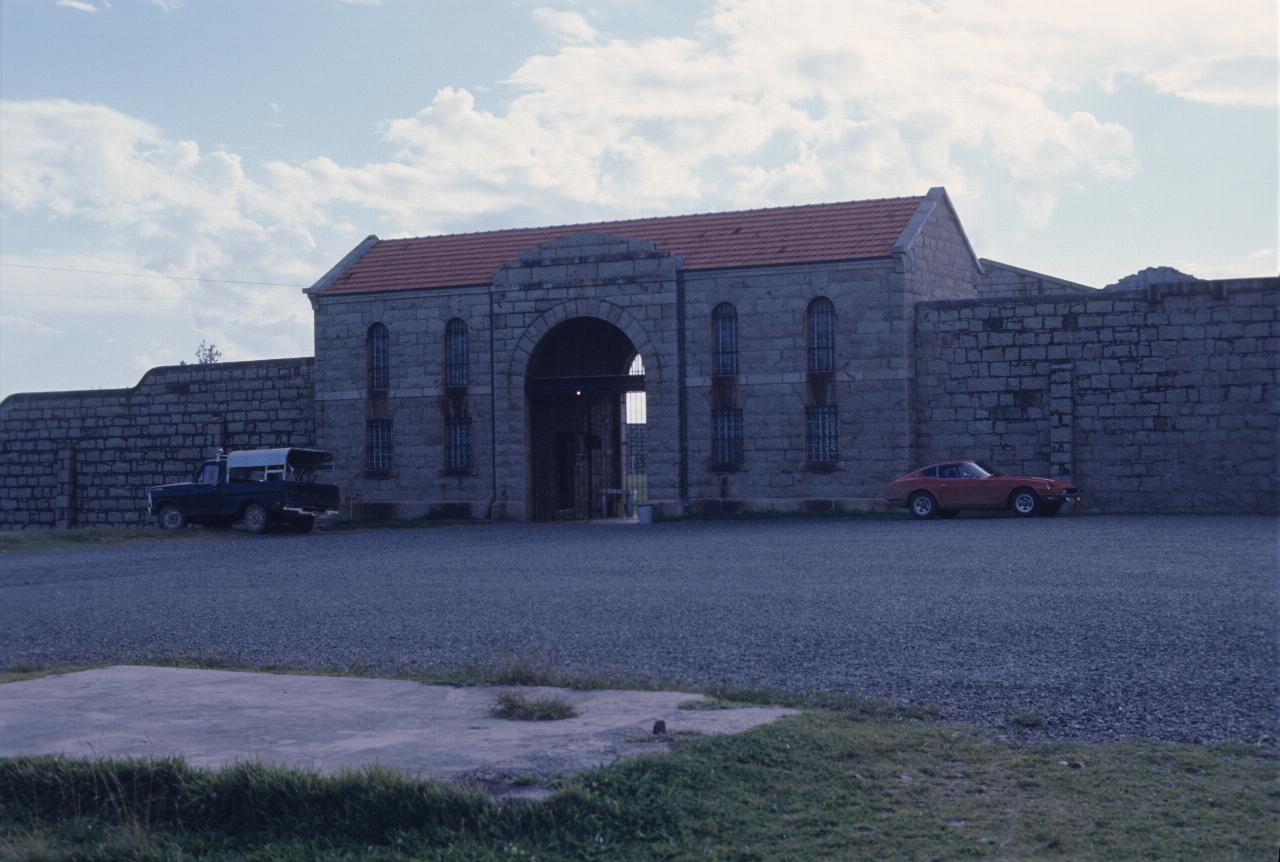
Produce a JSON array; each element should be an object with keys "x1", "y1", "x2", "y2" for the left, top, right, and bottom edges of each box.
[
  {"x1": 977, "y1": 259, "x2": 1095, "y2": 298},
  {"x1": 490, "y1": 233, "x2": 681, "y2": 520},
  {"x1": 914, "y1": 279, "x2": 1279, "y2": 513},
  {"x1": 0, "y1": 359, "x2": 315, "y2": 529},
  {"x1": 898, "y1": 192, "x2": 983, "y2": 306},
  {"x1": 312, "y1": 286, "x2": 493, "y2": 521},
  {"x1": 683, "y1": 259, "x2": 911, "y2": 512}
]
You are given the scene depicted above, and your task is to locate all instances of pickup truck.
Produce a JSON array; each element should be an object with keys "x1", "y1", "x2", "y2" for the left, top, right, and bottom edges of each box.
[{"x1": 148, "y1": 448, "x2": 341, "y2": 534}]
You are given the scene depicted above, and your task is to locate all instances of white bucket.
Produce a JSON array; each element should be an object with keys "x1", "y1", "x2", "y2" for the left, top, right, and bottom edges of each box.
[{"x1": 636, "y1": 504, "x2": 654, "y2": 524}]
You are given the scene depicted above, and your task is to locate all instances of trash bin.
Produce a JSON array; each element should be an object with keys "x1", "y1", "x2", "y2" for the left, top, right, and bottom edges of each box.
[{"x1": 636, "y1": 504, "x2": 654, "y2": 524}]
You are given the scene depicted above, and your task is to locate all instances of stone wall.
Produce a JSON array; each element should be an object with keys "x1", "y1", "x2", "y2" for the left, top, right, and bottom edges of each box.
[
  {"x1": 913, "y1": 279, "x2": 1279, "y2": 513},
  {"x1": 0, "y1": 359, "x2": 315, "y2": 529},
  {"x1": 977, "y1": 259, "x2": 1094, "y2": 298},
  {"x1": 683, "y1": 259, "x2": 909, "y2": 512},
  {"x1": 312, "y1": 284, "x2": 494, "y2": 521},
  {"x1": 490, "y1": 233, "x2": 682, "y2": 520}
]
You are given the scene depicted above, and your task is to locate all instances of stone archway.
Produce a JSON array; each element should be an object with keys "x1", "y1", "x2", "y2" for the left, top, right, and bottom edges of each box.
[
  {"x1": 488, "y1": 234, "x2": 681, "y2": 522},
  {"x1": 525, "y1": 317, "x2": 644, "y2": 520}
]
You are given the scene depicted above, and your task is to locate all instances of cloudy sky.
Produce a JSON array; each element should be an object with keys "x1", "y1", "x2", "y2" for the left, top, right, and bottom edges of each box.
[{"x1": 1, "y1": 0, "x2": 1276, "y2": 399}]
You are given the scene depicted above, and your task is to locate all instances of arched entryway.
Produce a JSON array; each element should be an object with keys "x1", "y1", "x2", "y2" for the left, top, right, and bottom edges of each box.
[{"x1": 526, "y1": 317, "x2": 646, "y2": 520}]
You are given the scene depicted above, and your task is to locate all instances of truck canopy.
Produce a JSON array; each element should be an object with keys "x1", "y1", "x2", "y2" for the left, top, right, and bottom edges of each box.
[{"x1": 226, "y1": 448, "x2": 334, "y2": 482}]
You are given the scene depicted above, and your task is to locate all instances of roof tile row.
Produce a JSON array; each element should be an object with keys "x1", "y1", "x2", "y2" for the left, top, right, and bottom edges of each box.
[{"x1": 321, "y1": 195, "x2": 925, "y2": 295}]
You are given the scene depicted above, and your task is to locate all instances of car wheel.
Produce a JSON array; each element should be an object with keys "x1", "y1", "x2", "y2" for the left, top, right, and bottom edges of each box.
[
  {"x1": 157, "y1": 506, "x2": 186, "y2": 530},
  {"x1": 1038, "y1": 501, "x2": 1063, "y2": 517},
  {"x1": 937, "y1": 509, "x2": 960, "y2": 519},
  {"x1": 291, "y1": 515, "x2": 315, "y2": 534},
  {"x1": 908, "y1": 491, "x2": 938, "y2": 519},
  {"x1": 243, "y1": 503, "x2": 270, "y2": 535},
  {"x1": 1010, "y1": 488, "x2": 1040, "y2": 517}
]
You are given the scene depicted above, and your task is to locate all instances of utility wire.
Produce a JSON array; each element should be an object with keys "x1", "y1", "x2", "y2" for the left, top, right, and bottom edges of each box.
[
  {"x1": 0, "y1": 262, "x2": 308, "y2": 288},
  {"x1": 0, "y1": 290, "x2": 267, "y2": 300}
]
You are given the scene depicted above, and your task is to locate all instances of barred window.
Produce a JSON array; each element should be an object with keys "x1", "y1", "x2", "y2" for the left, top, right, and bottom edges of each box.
[
  {"x1": 445, "y1": 318, "x2": 468, "y2": 388},
  {"x1": 805, "y1": 406, "x2": 840, "y2": 463},
  {"x1": 366, "y1": 419, "x2": 393, "y2": 471},
  {"x1": 367, "y1": 323, "x2": 390, "y2": 390},
  {"x1": 711, "y1": 302, "x2": 738, "y2": 377},
  {"x1": 806, "y1": 297, "x2": 835, "y2": 372},
  {"x1": 446, "y1": 417, "x2": 472, "y2": 469},
  {"x1": 712, "y1": 408, "x2": 743, "y2": 468}
]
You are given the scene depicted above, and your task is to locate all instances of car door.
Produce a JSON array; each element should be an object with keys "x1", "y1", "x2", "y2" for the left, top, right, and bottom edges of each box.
[
  {"x1": 969, "y1": 468, "x2": 1014, "y2": 509},
  {"x1": 954, "y1": 463, "x2": 993, "y2": 507},
  {"x1": 932, "y1": 463, "x2": 967, "y2": 508}
]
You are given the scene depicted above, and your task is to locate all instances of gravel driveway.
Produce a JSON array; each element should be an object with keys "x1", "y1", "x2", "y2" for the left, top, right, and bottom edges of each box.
[{"x1": 2, "y1": 515, "x2": 1276, "y2": 744}]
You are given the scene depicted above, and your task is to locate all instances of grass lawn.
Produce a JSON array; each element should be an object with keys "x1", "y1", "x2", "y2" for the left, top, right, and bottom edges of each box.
[
  {"x1": 2, "y1": 706, "x2": 1274, "y2": 861},
  {"x1": 0, "y1": 526, "x2": 226, "y2": 554}
]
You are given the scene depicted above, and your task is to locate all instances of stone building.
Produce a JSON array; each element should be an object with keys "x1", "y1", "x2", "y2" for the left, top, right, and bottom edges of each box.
[
  {"x1": 1, "y1": 186, "x2": 1276, "y2": 528},
  {"x1": 303, "y1": 186, "x2": 1278, "y2": 520},
  {"x1": 308, "y1": 188, "x2": 984, "y2": 521}
]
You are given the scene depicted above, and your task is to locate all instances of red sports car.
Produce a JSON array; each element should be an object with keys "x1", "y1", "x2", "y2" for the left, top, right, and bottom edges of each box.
[{"x1": 886, "y1": 461, "x2": 1082, "y2": 519}]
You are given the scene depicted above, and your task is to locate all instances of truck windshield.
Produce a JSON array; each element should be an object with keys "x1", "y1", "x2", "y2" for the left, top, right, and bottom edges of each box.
[{"x1": 197, "y1": 464, "x2": 220, "y2": 484}]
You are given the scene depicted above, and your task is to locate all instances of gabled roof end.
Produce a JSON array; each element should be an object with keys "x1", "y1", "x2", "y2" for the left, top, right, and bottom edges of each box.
[
  {"x1": 306, "y1": 235, "x2": 380, "y2": 298},
  {"x1": 891, "y1": 187, "x2": 983, "y2": 275}
]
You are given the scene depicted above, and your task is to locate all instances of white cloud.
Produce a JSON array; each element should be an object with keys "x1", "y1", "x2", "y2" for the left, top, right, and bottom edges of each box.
[
  {"x1": 11, "y1": 1, "x2": 1272, "y2": 239},
  {"x1": 148, "y1": 0, "x2": 182, "y2": 10},
  {"x1": 0, "y1": 252, "x2": 199, "y2": 317},
  {"x1": 55, "y1": 0, "x2": 98, "y2": 12},
  {"x1": 532, "y1": 7, "x2": 600, "y2": 44},
  {"x1": 271, "y1": 0, "x2": 1275, "y2": 231},
  {"x1": 5, "y1": 0, "x2": 1275, "y2": 249},
  {"x1": 0, "y1": 99, "x2": 325, "y2": 343}
]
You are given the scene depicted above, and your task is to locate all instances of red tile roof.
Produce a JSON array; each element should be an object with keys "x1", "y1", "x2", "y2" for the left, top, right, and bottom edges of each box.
[{"x1": 320, "y1": 195, "x2": 925, "y2": 295}]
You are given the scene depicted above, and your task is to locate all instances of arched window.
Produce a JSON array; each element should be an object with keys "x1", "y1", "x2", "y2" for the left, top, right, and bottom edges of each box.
[
  {"x1": 711, "y1": 302, "x2": 738, "y2": 377},
  {"x1": 806, "y1": 297, "x2": 835, "y2": 372},
  {"x1": 445, "y1": 318, "x2": 468, "y2": 388},
  {"x1": 367, "y1": 323, "x2": 390, "y2": 390}
]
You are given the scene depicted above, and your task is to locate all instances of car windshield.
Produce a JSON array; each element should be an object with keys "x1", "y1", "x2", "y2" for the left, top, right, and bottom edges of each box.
[{"x1": 969, "y1": 462, "x2": 997, "y2": 477}]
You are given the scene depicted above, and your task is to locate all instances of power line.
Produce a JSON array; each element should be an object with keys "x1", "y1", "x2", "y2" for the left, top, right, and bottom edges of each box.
[
  {"x1": 0, "y1": 262, "x2": 308, "y2": 288},
  {"x1": 0, "y1": 290, "x2": 255, "y2": 301}
]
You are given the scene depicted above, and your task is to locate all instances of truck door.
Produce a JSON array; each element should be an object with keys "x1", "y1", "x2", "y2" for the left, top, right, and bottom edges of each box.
[{"x1": 186, "y1": 461, "x2": 222, "y2": 516}]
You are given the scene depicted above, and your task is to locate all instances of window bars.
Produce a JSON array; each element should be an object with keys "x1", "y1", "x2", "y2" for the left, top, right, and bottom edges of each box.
[
  {"x1": 445, "y1": 318, "x2": 468, "y2": 388},
  {"x1": 712, "y1": 302, "x2": 738, "y2": 377},
  {"x1": 805, "y1": 405, "x2": 839, "y2": 463},
  {"x1": 806, "y1": 297, "x2": 835, "y2": 372},
  {"x1": 712, "y1": 407, "x2": 743, "y2": 468},
  {"x1": 366, "y1": 419, "x2": 393, "y2": 471},
  {"x1": 446, "y1": 416, "x2": 472, "y2": 470},
  {"x1": 367, "y1": 323, "x2": 390, "y2": 391}
]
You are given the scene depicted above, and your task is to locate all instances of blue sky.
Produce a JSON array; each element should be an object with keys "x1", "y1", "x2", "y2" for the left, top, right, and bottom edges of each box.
[{"x1": 1, "y1": 0, "x2": 1276, "y2": 398}]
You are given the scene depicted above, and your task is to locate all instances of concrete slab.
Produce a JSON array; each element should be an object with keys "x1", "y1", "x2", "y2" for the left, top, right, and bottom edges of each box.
[{"x1": 0, "y1": 667, "x2": 795, "y2": 796}]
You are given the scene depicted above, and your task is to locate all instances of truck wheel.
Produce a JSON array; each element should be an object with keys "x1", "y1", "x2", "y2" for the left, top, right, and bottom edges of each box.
[
  {"x1": 157, "y1": 506, "x2": 186, "y2": 530},
  {"x1": 243, "y1": 503, "x2": 270, "y2": 535},
  {"x1": 291, "y1": 515, "x2": 315, "y2": 534}
]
